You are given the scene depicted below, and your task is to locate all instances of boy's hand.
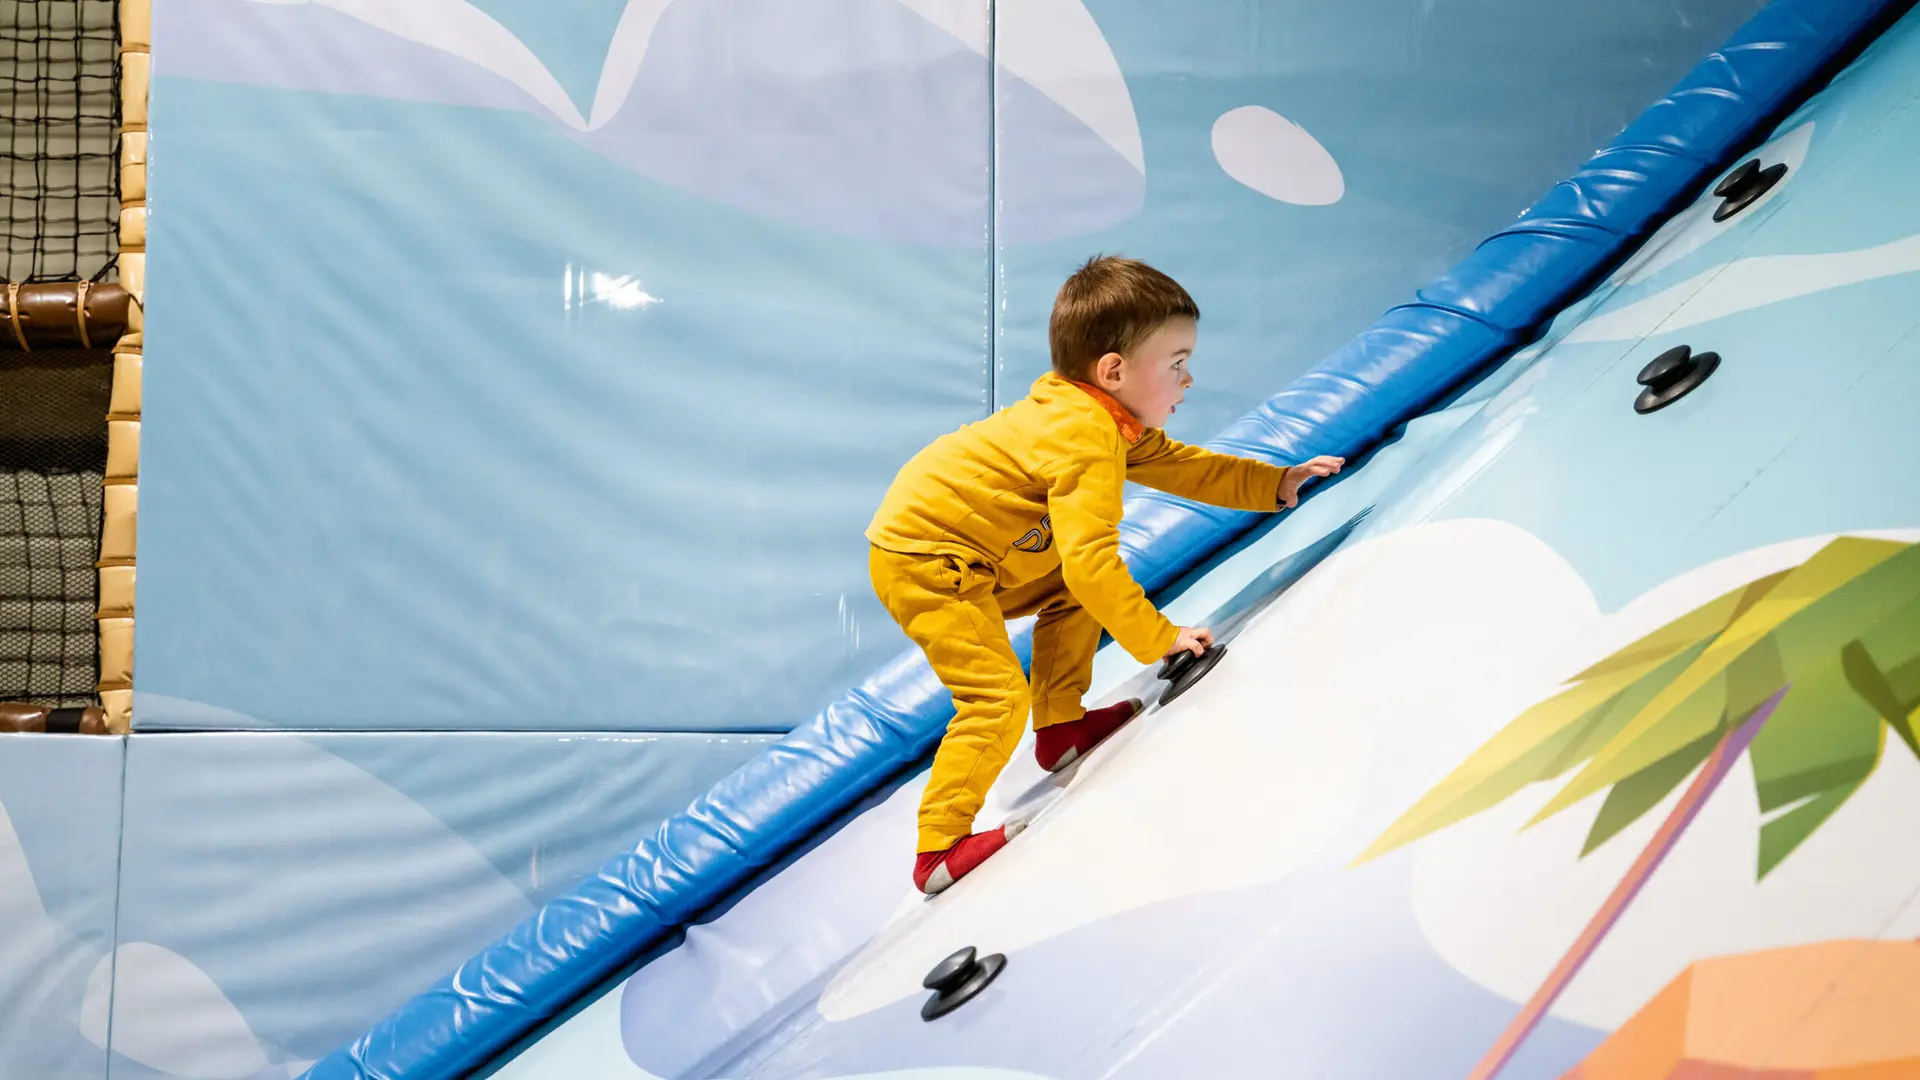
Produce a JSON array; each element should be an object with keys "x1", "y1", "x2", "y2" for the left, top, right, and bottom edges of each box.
[
  {"x1": 1167, "y1": 626, "x2": 1214, "y2": 658},
  {"x1": 1278, "y1": 455, "x2": 1345, "y2": 508}
]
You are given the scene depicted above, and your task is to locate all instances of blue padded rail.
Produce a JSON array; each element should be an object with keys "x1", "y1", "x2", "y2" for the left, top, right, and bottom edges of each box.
[{"x1": 306, "y1": 2, "x2": 1905, "y2": 1077}]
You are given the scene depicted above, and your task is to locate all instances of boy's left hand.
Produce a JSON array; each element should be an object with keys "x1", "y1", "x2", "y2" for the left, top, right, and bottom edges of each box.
[{"x1": 1278, "y1": 456, "x2": 1345, "y2": 508}]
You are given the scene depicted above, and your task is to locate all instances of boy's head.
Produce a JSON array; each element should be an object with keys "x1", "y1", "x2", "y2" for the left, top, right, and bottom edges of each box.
[{"x1": 1049, "y1": 255, "x2": 1198, "y2": 429}]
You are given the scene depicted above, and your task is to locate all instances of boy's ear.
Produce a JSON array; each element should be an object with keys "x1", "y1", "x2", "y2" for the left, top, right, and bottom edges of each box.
[{"x1": 1092, "y1": 351, "x2": 1127, "y2": 388}]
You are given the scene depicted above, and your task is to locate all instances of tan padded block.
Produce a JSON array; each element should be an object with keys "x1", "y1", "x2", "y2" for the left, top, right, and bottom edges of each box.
[
  {"x1": 100, "y1": 689, "x2": 131, "y2": 734},
  {"x1": 125, "y1": 294, "x2": 143, "y2": 333},
  {"x1": 98, "y1": 618, "x2": 134, "y2": 687},
  {"x1": 122, "y1": 51, "x2": 149, "y2": 129},
  {"x1": 121, "y1": 132, "x2": 148, "y2": 202},
  {"x1": 110, "y1": 350, "x2": 143, "y2": 419},
  {"x1": 101, "y1": 484, "x2": 137, "y2": 563},
  {"x1": 121, "y1": 0, "x2": 152, "y2": 50},
  {"x1": 98, "y1": 565, "x2": 135, "y2": 617},
  {"x1": 120, "y1": 205, "x2": 147, "y2": 251},
  {"x1": 119, "y1": 252, "x2": 145, "y2": 304},
  {"x1": 107, "y1": 420, "x2": 140, "y2": 481}
]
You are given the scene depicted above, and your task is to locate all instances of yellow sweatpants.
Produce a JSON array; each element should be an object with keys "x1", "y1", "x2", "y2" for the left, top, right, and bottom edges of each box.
[{"x1": 869, "y1": 545, "x2": 1102, "y2": 853}]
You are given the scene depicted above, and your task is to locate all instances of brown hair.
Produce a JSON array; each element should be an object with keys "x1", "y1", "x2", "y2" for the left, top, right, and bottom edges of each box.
[{"x1": 1048, "y1": 255, "x2": 1199, "y2": 381}]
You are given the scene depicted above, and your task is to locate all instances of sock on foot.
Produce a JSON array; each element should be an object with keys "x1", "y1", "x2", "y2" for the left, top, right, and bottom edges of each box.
[
  {"x1": 1033, "y1": 698, "x2": 1144, "y2": 773},
  {"x1": 913, "y1": 822, "x2": 1024, "y2": 895}
]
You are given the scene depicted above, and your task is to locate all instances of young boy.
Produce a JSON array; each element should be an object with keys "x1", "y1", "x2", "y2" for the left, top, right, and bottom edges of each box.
[{"x1": 867, "y1": 255, "x2": 1342, "y2": 894}]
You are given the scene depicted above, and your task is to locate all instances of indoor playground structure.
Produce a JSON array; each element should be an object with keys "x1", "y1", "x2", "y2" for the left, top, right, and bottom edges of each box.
[{"x1": 2, "y1": 1, "x2": 1918, "y2": 1078}]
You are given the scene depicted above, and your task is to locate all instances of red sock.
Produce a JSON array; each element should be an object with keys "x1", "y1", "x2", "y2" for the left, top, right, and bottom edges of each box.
[
  {"x1": 1033, "y1": 698, "x2": 1144, "y2": 773},
  {"x1": 913, "y1": 823, "x2": 1022, "y2": 895}
]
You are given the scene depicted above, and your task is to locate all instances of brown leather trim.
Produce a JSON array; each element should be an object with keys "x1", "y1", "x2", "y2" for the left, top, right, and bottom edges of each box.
[{"x1": 0, "y1": 282, "x2": 130, "y2": 350}]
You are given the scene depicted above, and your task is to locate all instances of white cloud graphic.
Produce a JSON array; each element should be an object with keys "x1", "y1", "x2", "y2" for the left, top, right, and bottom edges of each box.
[
  {"x1": 217, "y1": 0, "x2": 1145, "y2": 242},
  {"x1": 248, "y1": 0, "x2": 1142, "y2": 173},
  {"x1": 255, "y1": 0, "x2": 586, "y2": 126}
]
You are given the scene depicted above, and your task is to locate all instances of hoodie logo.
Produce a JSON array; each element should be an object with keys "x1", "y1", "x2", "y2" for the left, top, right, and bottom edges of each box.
[{"x1": 1011, "y1": 514, "x2": 1054, "y2": 554}]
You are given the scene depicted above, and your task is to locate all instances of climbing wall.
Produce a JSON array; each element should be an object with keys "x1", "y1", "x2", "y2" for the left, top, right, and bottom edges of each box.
[{"x1": 495, "y1": 7, "x2": 1920, "y2": 1077}]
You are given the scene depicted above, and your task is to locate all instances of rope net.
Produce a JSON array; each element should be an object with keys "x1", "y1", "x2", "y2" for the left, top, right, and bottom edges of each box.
[{"x1": 1, "y1": 1, "x2": 119, "y2": 707}]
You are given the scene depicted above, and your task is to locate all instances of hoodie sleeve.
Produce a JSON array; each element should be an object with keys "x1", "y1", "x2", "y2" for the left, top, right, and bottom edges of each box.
[
  {"x1": 1124, "y1": 429, "x2": 1287, "y2": 511},
  {"x1": 1045, "y1": 448, "x2": 1180, "y2": 662}
]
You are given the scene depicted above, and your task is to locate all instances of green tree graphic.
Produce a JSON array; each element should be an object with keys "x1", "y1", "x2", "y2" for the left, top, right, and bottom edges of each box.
[{"x1": 1359, "y1": 535, "x2": 1920, "y2": 877}]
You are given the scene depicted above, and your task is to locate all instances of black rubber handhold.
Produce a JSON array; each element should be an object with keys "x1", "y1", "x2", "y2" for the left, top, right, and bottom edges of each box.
[
  {"x1": 1711, "y1": 158, "x2": 1787, "y2": 222},
  {"x1": 921, "y1": 946, "x2": 1006, "y2": 1020},
  {"x1": 1634, "y1": 345, "x2": 1720, "y2": 414},
  {"x1": 1156, "y1": 644, "x2": 1228, "y2": 707}
]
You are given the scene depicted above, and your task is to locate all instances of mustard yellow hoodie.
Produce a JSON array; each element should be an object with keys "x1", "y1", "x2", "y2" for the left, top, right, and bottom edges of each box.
[{"x1": 867, "y1": 373, "x2": 1287, "y2": 663}]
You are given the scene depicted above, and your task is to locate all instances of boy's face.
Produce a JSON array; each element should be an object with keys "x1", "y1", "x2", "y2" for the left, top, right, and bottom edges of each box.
[{"x1": 1093, "y1": 317, "x2": 1196, "y2": 429}]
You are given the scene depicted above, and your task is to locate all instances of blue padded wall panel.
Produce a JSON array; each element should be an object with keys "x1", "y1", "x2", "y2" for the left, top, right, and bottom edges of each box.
[
  {"x1": 0, "y1": 735, "x2": 123, "y2": 1080},
  {"x1": 136, "y1": 0, "x2": 994, "y2": 732},
  {"x1": 110, "y1": 731, "x2": 769, "y2": 1077}
]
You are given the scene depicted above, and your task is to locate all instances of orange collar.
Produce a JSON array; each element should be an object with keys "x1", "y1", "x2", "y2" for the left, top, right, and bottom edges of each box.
[{"x1": 1067, "y1": 379, "x2": 1145, "y2": 444}]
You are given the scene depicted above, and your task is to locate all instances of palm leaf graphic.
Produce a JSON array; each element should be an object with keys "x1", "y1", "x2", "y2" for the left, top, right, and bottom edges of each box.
[{"x1": 1358, "y1": 536, "x2": 1920, "y2": 877}]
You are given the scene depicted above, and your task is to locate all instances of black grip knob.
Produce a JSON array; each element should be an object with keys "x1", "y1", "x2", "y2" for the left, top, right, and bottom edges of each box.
[
  {"x1": 1158, "y1": 650, "x2": 1196, "y2": 682},
  {"x1": 1638, "y1": 345, "x2": 1694, "y2": 389},
  {"x1": 920, "y1": 945, "x2": 1007, "y2": 1020},
  {"x1": 923, "y1": 946, "x2": 977, "y2": 993},
  {"x1": 1711, "y1": 157, "x2": 1787, "y2": 222},
  {"x1": 1156, "y1": 644, "x2": 1228, "y2": 707},
  {"x1": 1635, "y1": 345, "x2": 1719, "y2": 414},
  {"x1": 1712, "y1": 159, "x2": 1760, "y2": 199}
]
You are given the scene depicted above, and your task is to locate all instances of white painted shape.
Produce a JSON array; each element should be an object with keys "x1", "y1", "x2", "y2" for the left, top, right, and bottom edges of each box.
[
  {"x1": 586, "y1": 0, "x2": 676, "y2": 129},
  {"x1": 81, "y1": 944, "x2": 270, "y2": 1080},
  {"x1": 279, "y1": 0, "x2": 586, "y2": 128},
  {"x1": 1411, "y1": 530, "x2": 1920, "y2": 1031},
  {"x1": 77, "y1": 952, "x2": 110, "y2": 1050},
  {"x1": 988, "y1": 0, "x2": 1144, "y2": 172},
  {"x1": 1611, "y1": 122, "x2": 1815, "y2": 287},
  {"x1": 821, "y1": 519, "x2": 1597, "y2": 1020},
  {"x1": 1563, "y1": 231, "x2": 1920, "y2": 343},
  {"x1": 490, "y1": 989, "x2": 664, "y2": 1080},
  {"x1": 1211, "y1": 106, "x2": 1344, "y2": 205}
]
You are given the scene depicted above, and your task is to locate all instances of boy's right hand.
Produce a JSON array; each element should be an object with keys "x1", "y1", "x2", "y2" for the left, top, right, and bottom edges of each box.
[{"x1": 1167, "y1": 626, "x2": 1214, "y2": 658}]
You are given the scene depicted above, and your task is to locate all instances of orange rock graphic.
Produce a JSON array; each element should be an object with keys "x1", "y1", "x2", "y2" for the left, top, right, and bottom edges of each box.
[{"x1": 1565, "y1": 939, "x2": 1920, "y2": 1080}]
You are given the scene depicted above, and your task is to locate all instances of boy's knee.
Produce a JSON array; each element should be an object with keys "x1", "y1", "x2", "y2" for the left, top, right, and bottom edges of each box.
[{"x1": 1007, "y1": 684, "x2": 1033, "y2": 729}]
